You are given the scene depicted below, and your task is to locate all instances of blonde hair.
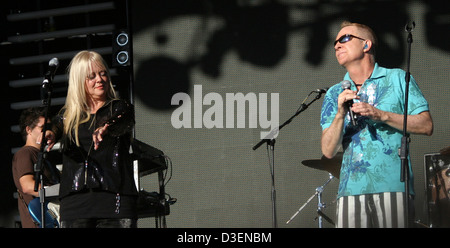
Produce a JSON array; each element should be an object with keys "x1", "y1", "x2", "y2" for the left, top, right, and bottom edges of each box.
[{"x1": 62, "y1": 50, "x2": 117, "y2": 145}]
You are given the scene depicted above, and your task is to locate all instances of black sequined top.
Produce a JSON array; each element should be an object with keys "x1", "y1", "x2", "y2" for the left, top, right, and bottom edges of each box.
[{"x1": 53, "y1": 99, "x2": 137, "y2": 199}]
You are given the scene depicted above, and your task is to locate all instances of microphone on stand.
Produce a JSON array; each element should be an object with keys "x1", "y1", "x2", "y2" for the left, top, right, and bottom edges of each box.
[
  {"x1": 41, "y1": 58, "x2": 59, "y2": 103},
  {"x1": 314, "y1": 87, "x2": 329, "y2": 93},
  {"x1": 44, "y1": 57, "x2": 59, "y2": 82},
  {"x1": 405, "y1": 21, "x2": 415, "y2": 33},
  {"x1": 340, "y1": 80, "x2": 357, "y2": 126}
]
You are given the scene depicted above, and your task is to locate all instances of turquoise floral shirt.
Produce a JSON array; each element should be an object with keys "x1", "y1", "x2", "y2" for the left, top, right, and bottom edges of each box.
[{"x1": 321, "y1": 63, "x2": 429, "y2": 198}]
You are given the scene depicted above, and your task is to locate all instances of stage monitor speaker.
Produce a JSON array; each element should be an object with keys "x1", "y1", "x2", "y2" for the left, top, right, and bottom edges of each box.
[{"x1": 112, "y1": 29, "x2": 131, "y2": 67}]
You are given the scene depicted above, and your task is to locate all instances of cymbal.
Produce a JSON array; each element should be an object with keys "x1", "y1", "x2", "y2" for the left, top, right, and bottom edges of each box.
[
  {"x1": 440, "y1": 146, "x2": 450, "y2": 156},
  {"x1": 302, "y1": 152, "x2": 342, "y2": 179}
]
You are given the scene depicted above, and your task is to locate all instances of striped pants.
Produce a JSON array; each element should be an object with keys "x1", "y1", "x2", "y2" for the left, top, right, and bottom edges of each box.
[{"x1": 335, "y1": 192, "x2": 414, "y2": 228}]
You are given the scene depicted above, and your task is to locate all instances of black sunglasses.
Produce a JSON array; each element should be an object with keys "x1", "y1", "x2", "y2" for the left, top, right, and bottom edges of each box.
[{"x1": 334, "y1": 34, "x2": 366, "y2": 46}]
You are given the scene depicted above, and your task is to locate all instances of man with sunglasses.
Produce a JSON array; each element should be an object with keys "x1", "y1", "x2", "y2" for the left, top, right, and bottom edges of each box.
[{"x1": 320, "y1": 21, "x2": 433, "y2": 227}]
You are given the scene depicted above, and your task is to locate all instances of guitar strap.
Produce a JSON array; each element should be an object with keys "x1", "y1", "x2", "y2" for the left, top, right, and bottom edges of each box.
[
  {"x1": 17, "y1": 189, "x2": 29, "y2": 208},
  {"x1": 17, "y1": 189, "x2": 39, "y2": 227}
]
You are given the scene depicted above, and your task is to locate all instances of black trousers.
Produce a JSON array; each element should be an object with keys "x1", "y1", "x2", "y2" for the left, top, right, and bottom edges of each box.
[{"x1": 60, "y1": 218, "x2": 137, "y2": 228}]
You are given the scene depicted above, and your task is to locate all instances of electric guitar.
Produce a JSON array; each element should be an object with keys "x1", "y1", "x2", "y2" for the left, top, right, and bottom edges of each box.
[{"x1": 28, "y1": 198, "x2": 60, "y2": 228}]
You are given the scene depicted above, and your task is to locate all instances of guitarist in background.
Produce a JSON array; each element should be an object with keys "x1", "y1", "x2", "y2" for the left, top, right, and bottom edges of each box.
[{"x1": 12, "y1": 107, "x2": 59, "y2": 228}]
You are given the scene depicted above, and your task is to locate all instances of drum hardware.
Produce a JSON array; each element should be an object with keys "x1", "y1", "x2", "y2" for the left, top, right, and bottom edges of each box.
[
  {"x1": 301, "y1": 152, "x2": 342, "y2": 180},
  {"x1": 285, "y1": 153, "x2": 342, "y2": 227},
  {"x1": 286, "y1": 173, "x2": 335, "y2": 227},
  {"x1": 413, "y1": 220, "x2": 430, "y2": 228},
  {"x1": 424, "y1": 152, "x2": 450, "y2": 228}
]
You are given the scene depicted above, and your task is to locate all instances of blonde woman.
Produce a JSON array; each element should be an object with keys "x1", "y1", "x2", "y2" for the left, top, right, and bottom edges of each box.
[{"x1": 50, "y1": 51, "x2": 137, "y2": 228}]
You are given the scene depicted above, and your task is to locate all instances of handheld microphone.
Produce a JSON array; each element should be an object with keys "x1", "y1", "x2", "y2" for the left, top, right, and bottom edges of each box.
[{"x1": 340, "y1": 80, "x2": 357, "y2": 126}]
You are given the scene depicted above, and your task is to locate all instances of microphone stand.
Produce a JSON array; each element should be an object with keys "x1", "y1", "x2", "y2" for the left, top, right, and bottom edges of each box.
[
  {"x1": 252, "y1": 90, "x2": 326, "y2": 228},
  {"x1": 399, "y1": 21, "x2": 415, "y2": 228},
  {"x1": 33, "y1": 75, "x2": 54, "y2": 228}
]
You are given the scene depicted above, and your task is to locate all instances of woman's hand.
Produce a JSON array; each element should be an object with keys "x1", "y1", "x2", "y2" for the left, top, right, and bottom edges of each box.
[{"x1": 93, "y1": 124, "x2": 109, "y2": 150}]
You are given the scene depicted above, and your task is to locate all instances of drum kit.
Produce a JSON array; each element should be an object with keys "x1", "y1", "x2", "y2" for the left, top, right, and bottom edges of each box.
[
  {"x1": 286, "y1": 152, "x2": 342, "y2": 227},
  {"x1": 423, "y1": 146, "x2": 450, "y2": 228},
  {"x1": 292, "y1": 147, "x2": 450, "y2": 228}
]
